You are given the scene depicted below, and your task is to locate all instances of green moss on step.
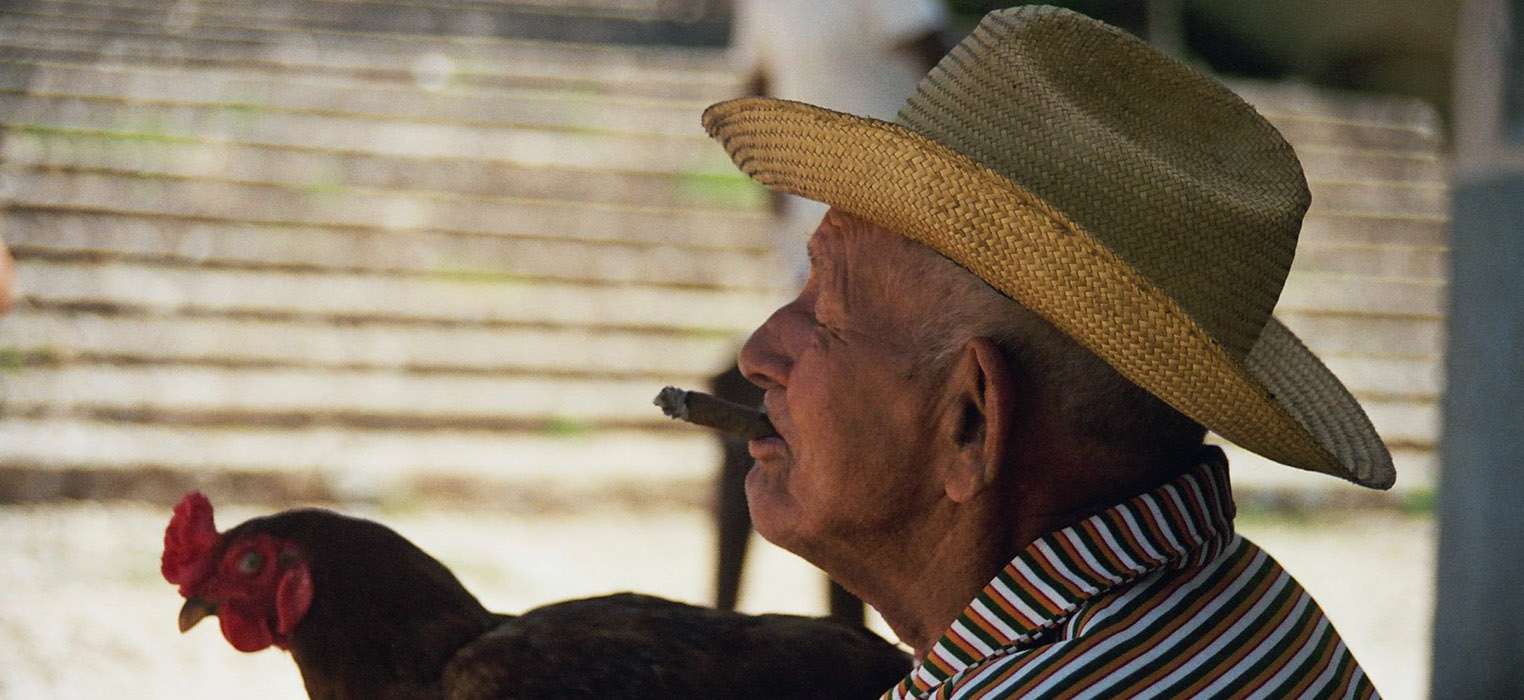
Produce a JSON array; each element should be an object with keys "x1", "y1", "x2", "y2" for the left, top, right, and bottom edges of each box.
[
  {"x1": 676, "y1": 171, "x2": 767, "y2": 209},
  {"x1": 540, "y1": 417, "x2": 590, "y2": 437}
]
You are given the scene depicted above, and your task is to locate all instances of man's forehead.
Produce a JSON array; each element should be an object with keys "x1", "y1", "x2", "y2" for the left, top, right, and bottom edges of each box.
[
  {"x1": 804, "y1": 217, "x2": 838, "y2": 263},
  {"x1": 805, "y1": 210, "x2": 937, "y2": 315},
  {"x1": 806, "y1": 209, "x2": 894, "y2": 265},
  {"x1": 805, "y1": 229, "x2": 825, "y2": 263}
]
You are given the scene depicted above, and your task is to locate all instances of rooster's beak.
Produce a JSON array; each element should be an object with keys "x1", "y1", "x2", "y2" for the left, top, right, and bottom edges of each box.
[{"x1": 178, "y1": 597, "x2": 218, "y2": 633}]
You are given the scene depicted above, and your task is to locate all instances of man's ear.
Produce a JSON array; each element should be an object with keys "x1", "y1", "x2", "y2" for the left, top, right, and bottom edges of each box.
[{"x1": 942, "y1": 337, "x2": 1014, "y2": 503}]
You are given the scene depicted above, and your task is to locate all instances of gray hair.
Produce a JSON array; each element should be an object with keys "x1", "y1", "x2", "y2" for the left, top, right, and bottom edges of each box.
[{"x1": 898, "y1": 241, "x2": 1206, "y2": 459}]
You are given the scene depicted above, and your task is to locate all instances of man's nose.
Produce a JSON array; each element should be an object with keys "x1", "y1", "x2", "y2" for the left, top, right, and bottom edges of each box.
[{"x1": 738, "y1": 298, "x2": 808, "y2": 391}]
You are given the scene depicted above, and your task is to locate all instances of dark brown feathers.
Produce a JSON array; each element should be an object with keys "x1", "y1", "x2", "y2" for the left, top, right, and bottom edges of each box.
[
  {"x1": 446, "y1": 593, "x2": 910, "y2": 699},
  {"x1": 230, "y1": 509, "x2": 910, "y2": 699}
]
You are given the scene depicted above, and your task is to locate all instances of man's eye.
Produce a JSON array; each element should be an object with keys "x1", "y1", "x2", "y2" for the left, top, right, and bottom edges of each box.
[{"x1": 237, "y1": 551, "x2": 265, "y2": 575}]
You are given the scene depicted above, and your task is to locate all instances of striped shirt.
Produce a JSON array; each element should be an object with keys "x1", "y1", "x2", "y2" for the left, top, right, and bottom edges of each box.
[{"x1": 883, "y1": 449, "x2": 1378, "y2": 699}]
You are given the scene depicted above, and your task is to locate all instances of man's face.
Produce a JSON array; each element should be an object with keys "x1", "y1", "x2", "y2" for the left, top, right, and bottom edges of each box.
[{"x1": 738, "y1": 211, "x2": 947, "y2": 562}]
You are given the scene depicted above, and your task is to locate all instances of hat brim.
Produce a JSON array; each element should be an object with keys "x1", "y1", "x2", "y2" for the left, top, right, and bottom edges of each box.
[{"x1": 704, "y1": 97, "x2": 1394, "y2": 489}]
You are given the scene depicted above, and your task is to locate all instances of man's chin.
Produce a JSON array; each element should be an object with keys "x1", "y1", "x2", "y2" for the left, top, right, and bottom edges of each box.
[
  {"x1": 743, "y1": 447, "x2": 786, "y2": 490},
  {"x1": 744, "y1": 469, "x2": 803, "y2": 549},
  {"x1": 748, "y1": 510, "x2": 802, "y2": 553}
]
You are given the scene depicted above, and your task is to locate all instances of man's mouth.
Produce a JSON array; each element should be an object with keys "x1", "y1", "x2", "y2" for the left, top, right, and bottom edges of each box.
[
  {"x1": 747, "y1": 435, "x2": 788, "y2": 461},
  {"x1": 752, "y1": 392, "x2": 792, "y2": 460}
]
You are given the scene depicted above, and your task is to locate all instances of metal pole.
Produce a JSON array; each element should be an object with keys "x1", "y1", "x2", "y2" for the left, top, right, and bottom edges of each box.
[{"x1": 1431, "y1": 1, "x2": 1524, "y2": 696}]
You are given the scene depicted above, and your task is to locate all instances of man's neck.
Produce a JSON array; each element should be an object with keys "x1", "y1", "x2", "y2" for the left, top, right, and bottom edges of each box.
[
  {"x1": 841, "y1": 499, "x2": 1032, "y2": 658},
  {"x1": 848, "y1": 451, "x2": 1202, "y2": 658}
]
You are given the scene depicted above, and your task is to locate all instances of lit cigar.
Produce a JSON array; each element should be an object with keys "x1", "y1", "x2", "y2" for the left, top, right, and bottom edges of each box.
[{"x1": 653, "y1": 386, "x2": 776, "y2": 440}]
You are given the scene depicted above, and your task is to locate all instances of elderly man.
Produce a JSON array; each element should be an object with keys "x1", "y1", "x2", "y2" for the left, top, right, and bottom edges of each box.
[{"x1": 702, "y1": 6, "x2": 1390, "y2": 699}]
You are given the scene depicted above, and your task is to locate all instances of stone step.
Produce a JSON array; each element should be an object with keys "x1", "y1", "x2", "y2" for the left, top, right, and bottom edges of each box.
[
  {"x1": 0, "y1": 94, "x2": 732, "y2": 175},
  {"x1": 1, "y1": 308, "x2": 740, "y2": 379},
  {"x1": 1214, "y1": 400, "x2": 1434, "y2": 454},
  {"x1": 0, "y1": 364, "x2": 700, "y2": 424},
  {"x1": 0, "y1": 418, "x2": 720, "y2": 490},
  {"x1": 0, "y1": 65, "x2": 1441, "y2": 165},
  {"x1": 1306, "y1": 180, "x2": 1448, "y2": 218},
  {"x1": 6, "y1": 62, "x2": 1442, "y2": 187},
  {"x1": 0, "y1": 126, "x2": 764, "y2": 211},
  {"x1": 14, "y1": 120, "x2": 1441, "y2": 227},
  {"x1": 1290, "y1": 242, "x2": 1448, "y2": 279},
  {"x1": 1298, "y1": 212, "x2": 1448, "y2": 249},
  {"x1": 1233, "y1": 80, "x2": 1442, "y2": 130},
  {"x1": 1293, "y1": 146, "x2": 1448, "y2": 186},
  {"x1": 3, "y1": 309, "x2": 1433, "y2": 416},
  {"x1": 43, "y1": 0, "x2": 723, "y2": 26},
  {"x1": 0, "y1": 35, "x2": 1450, "y2": 160},
  {"x1": 1, "y1": 60, "x2": 709, "y2": 137},
  {"x1": 0, "y1": 41, "x2": 738, "y2": 103},
  {"x1": 1216, "y1": 443, "x2": 1435, "y2": 494},
  {"x1": 1359, "y1": 397, "x2": 1439, "y2": 448},
  {"x1": 0, "y1": 167, "x2": 771, "y2": 251},
  {"x1": 0, "y1": 18, "x2": 742, "y2": 100},
  {"x1": 2, "y1": 420, "x2": 1428, "y2": 501},
  {"x1": 1237, "y1": 80, "x2": 1438, "y2": 151},
  {"x1": 0, "y1": 116, "x2": 1436, "y2": 228},
  {"x1": 1217, "y1": 402, "x2": 1437, "y2": 454},
  {"x1": 1321, "y1": 355, "x2": 1442, "y2": 400},
  {"x1": 1270, "y1": 117, "x2": 1442, "y2": 154},
  {"x1": 1278, "y1": 271, "x2": 1446, "y2": 318},
  {"x1": 32, "y1": 0, "x2": 706, "y2": 21},
  {"x1": 0, "y1": 5, "x2": 731, "y2": 65},
  {"x1": 1233, "y1": 79, "x2": 1444, "y2": 147},
  {"x1": 1277, "y1": 312, "x2": 1444, "y2": 358},
  {"x1": 0, "y1": 25, "x2": 1452, "y2": 155},
  {"x1": 15, "y1": 258, "x2": 782, "y2": 333},
  {"x1": 4, "y1": 0, "x2": 731, "y2": 45},
  {"x1": 4, "y1": 208, "x2": 779, "y2": 290}
]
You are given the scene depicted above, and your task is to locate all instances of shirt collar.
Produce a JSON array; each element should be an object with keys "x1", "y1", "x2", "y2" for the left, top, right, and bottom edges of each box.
[{"x1": 891, "y1": 447, "x2": 1237, "y2": 698}]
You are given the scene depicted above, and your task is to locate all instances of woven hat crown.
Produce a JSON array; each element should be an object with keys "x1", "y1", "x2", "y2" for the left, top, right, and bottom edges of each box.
[{"x1": 897, "y1": 6, "x2": 1308, "y2": 359}]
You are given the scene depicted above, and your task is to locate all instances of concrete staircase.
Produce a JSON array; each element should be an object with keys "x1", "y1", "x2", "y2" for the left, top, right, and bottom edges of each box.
[
  {"x1": 0, "y1": 0, "x2": 733, "y2": 46},
  {"x1": 1228, "y1": 81, "x2": 1448, "y2": 502},
  {"x1": 0, "y1": 1, "x2": 1450, "y2": 507},
  {"x1": 0, "y1": 0, "x2": 776, "y2": 504}
]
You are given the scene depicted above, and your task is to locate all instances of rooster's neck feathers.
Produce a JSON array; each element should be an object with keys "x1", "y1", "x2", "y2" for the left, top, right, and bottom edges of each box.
[{"x1": 231, "y1": 510, "x2": 497, "y2": 699}]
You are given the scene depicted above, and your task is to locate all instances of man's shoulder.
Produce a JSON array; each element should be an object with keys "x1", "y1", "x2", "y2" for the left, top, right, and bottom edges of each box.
[{"x1": 930, "y1": 536, "x2": 1379, "y2": 699}]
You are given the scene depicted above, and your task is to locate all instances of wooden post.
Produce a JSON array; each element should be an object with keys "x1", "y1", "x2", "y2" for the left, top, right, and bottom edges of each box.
[{"x1": 1432, "y1": 1, "x2": 1524, "y2": 696}]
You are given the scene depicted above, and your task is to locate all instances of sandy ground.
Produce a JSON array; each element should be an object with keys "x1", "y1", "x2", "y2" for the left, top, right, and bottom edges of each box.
[{"x1": 0, "y1": 502, "x2": 1433, "y2": 699}]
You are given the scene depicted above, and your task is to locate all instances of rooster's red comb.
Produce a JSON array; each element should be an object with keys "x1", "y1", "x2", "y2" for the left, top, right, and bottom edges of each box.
[{"x1": 162, "y1": 491, "x2": 220, "y2": 593}]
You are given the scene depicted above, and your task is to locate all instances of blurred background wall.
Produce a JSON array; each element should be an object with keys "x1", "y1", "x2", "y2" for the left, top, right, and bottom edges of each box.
[{"x1": 0, "y1": 1, "x2": 1462, "y2": 698}]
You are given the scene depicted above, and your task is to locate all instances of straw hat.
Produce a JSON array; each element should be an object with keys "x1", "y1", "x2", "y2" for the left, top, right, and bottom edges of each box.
[{"x1": 702, "y1": 6, "x2": 1394, "y2": 488}]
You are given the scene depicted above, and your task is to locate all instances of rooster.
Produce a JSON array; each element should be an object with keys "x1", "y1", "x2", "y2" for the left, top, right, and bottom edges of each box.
[{"x1": 161, "y1": 492, "x2": 910, "y2": 699}]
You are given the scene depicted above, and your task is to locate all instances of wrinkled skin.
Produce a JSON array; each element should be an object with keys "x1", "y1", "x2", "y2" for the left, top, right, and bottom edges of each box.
[{"x1": 738, "y1": 210, "x2": 952, "y2": 571}]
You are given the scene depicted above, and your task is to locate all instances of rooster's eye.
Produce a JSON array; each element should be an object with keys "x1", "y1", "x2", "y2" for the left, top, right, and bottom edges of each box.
[{"x1": 237, "y1": 551, "x2": 265, "y2": 575}]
